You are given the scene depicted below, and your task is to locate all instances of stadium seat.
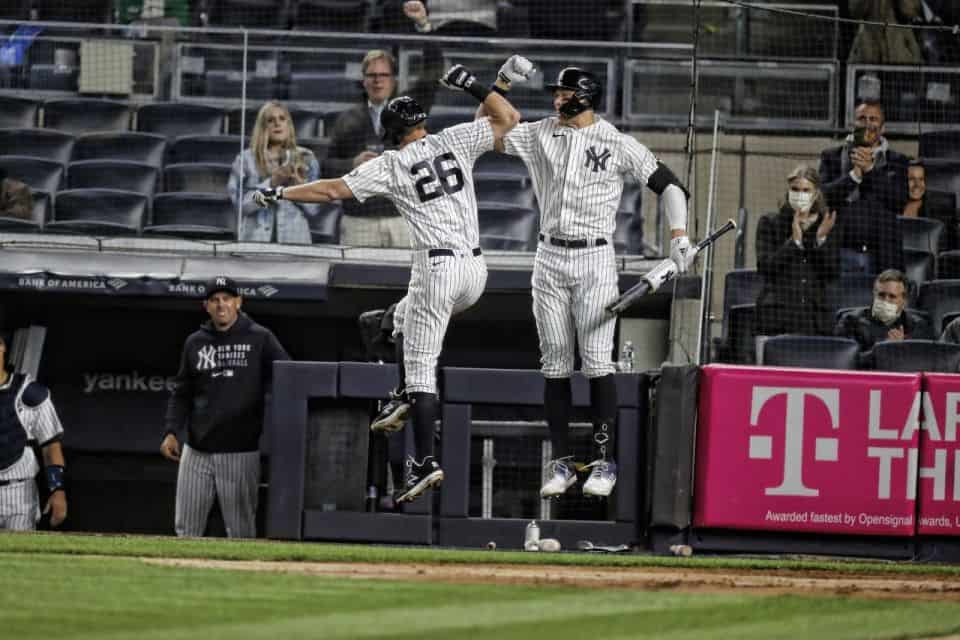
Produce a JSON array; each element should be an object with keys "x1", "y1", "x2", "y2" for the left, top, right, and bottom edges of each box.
[
  {"x1": 872, "y1": 340, "x2": 960, "y2": 373},
  {"x1": 48, "y1": 189, "x2": 147, "y2": 236},
  {"x1": 226, "y1": 108, "x2": 323, "y2": 138},
  {"x1": 163, "y1": 163, "x2": 232, "y2": 194},
  {"x1": 288, "y1": 71, "x2": 360, "y2": 104},
  {"x1": 903, "y1": 248, "x2": 935, "y2": 286},
  {"x1": 924, "y1": 189, "x2": 959, "y2": 252},
  {"x1": 203, "y1": 0, "x2": 291, "y2": 27},
  {"x1": 0, "y1": 156, "x2": 64, "y2": 193},
  {"x1": 30, "y1": 65, "x2": 78, "y2": 92},
  {"x1": 42, "y1": 99, "x2": 130, "y2": 134},
  {"x1": 826, "y1": 272, "x2": 881, "y2": 314},
  {"x1": 761, "y1": 335, "x2": 860, "y2": 370},
  {"x1": 136, "y1": 103, "x2": 224, "y2": 139},
  {"x1": 1, "y1": 129, "x2": 75, "y2": 165},
  {"x1": 937, "y1": 250, "x2": 960, "y2": 280},
  {"x1": 713, "y1": 269, "x2": 762, "y2": 364},
  {"x1": 474, "y1": 151, "x2": 529, "y2": 180},
  {"x1": 941, "y1": 311, "x2": 960, "y2": 334},
  {"x1": 205, "y1": 70, "x2": 287, "y2": 101},
  {"x1": 293, "y1": 0, "x2": 368, "y2": 31},
  {"x1": 923, "y1": 159, "x2": 960, "y2": 197},
  {"x1": 145, "y1": 193, "x2": 237, "y2": 240},
  {"x1": 308, "y1": 201, "x2": 342, "y2": 245},
  {"x1": 0, "y1": 96, "x2": 39, "y2": 128},
  {"x1": 169, "y1": 135, "x2": 244, "y2": 165},
  {"x1": 900, "y1": 215, "x2": 944, "y2": 253},
  {"x1": 478, "y1": 206, "x2": 537, "y2": 251},
  {"x1": 475, "y1": 177, "x2": 536, "y2": 210},
  {"x1": 297, "y1": 137, "x2": 331, "y2": 165},
  {"x1": 72, "y1": 132, "x2": 167, "y2": 168},
  {"x1": 919, "y1": 130, "x2": 960, "y2": 160},
  {"x1": 0, "y1": 190, "x2": 46, "y2": 232},
  {"x1": 918, "y1": 279, "x2": 960, "y2": 336},
  {"x1": 67, "y1": 160, "x2": 159, "y2": 196}
]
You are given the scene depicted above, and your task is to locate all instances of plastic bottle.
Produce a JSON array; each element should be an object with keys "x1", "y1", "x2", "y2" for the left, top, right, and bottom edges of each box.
[
  {"x1": 620, "y1": 340, "x2": 636, "y2": 372},
  {"x1": 524, "y1": 520, "x2": 540, "y2": 551}
]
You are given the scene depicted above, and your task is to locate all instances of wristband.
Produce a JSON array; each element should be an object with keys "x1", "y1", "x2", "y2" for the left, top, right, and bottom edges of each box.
[
  {"x1": 465, "y1": 78, "x2": 491, "y2": 104},
  {"x1": 45, "y1": 464, "x2": 65, "y2": 493},
  {"x1": 276, "y1": 186, "x2": 285, "y2": 200},
  {"x1": 490, "y1": 83, "x2": 509, "y2": 96}
]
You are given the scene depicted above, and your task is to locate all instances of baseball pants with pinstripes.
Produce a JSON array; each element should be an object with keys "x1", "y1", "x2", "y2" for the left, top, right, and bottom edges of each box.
[
  {"x1": 175, "y1": 445, "x2": 260, "y2": 538},
  {"x1": 0, "y1": 479, "x2": 39, "y2": 530},
  {"x1": 394, "y1": 250, "x2": 487, "y2": 395},
  {"x1": 532, "y1": 242, "x2": 619, "y2": 379}
]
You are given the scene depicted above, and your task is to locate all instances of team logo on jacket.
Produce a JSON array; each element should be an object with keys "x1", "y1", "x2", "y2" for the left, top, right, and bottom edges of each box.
[
  {"x1": 584, "y1": 146, "x2": 611, "y2": 172},
  {"x1": 197, "y1": 345, "x2": 217, "y2": 370}
]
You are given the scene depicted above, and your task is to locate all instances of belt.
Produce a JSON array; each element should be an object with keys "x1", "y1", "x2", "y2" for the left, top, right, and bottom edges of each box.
[
  {"x1": 428, "y1": 247, "x2": 482, "y2": 258},
  {"x1": 539, "y1": 234, "x2": 608, "y2": 248}
]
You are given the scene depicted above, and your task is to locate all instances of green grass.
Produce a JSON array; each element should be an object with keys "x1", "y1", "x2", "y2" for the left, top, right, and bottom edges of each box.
[{"x1": 1, "y1": 553, "x2": 959, "y2": 640}]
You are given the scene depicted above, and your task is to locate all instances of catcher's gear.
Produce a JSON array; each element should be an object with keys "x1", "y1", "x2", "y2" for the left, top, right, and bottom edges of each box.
[
  {"x1": 440, "y1": 64, "x2": 490, "y2": 103},
  {"x1": 545, "y1": 67, "x2": 603, "y2": 118},
  {"x1": 379, "y1": 95, "x2": 428, "y2": 145},
  {"x1": 669, "y1": 235, "x2": 693, "y2": 274},
  {"x1": 253, "y1": 186, "x2": 283, "y2": 207},
  {"x1": 498, "y1": 55, "x2": 535, "y2": 84}
]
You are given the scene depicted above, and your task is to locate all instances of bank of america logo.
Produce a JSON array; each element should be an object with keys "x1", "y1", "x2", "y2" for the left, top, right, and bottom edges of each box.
[
  {"x1": 107, "y1": 278, "x2": 128, "y2": 290},
  {"x1": 258, "y1": 285, "x2": 279, "y2": 297}
]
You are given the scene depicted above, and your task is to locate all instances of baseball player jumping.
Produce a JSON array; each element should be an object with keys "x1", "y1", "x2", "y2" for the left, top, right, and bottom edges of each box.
[
  {"x1": 255, "y1": 60, "x2": 525, "y2": 503},
  {"x1": 478, "y1": 64, "x2": 692, "y2": 499}
]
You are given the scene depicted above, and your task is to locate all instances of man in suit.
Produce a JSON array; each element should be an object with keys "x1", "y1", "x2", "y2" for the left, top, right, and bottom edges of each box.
[{"x1": 820, "y1": 99, "x2": 909, "y2": 274}]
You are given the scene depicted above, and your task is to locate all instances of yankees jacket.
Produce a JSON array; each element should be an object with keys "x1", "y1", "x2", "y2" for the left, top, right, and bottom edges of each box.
[{"x1": 163, "y1": 313, "x2": 289, "y2": 453}]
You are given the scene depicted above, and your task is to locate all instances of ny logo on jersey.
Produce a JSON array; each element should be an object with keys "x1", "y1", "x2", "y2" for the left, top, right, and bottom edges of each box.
[
  {"x1": 197, "y1": 345, "x2": 217, "y2": 371},
  {"x1": 584, "y1": 146, "x2": 611, "y2": 173}
]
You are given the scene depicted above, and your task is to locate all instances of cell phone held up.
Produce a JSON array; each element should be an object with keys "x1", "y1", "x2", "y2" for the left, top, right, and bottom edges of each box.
[{"x1": 852, "y1": 125, "x2": 870, "y2": 147}]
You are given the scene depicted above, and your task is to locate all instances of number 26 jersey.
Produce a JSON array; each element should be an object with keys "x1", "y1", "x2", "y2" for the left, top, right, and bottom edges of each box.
[{"x1": 342, "y1": 119, "x2": 493, "y2": 252}]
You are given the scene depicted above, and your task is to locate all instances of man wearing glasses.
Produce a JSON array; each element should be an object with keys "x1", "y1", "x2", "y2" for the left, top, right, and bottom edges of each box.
[{"x1": 323, "y1": 1, "x2": 444, "y2": 248}]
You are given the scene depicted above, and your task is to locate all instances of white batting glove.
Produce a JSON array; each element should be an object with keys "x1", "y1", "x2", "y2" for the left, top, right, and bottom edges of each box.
[
  {"x1": 669, "y1": 235, "x2": 693, "y2": 273},
  {"x1": 498, "y1": 55, "x2": 535, "y2": 84},
  {"x1": 253, "y1": 186, "x2": 283, "y2": 207}
]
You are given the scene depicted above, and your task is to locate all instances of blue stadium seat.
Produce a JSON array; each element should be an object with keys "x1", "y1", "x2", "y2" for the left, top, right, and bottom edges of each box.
[
  {"x1": 163, "y1": 163, "x2": 232, "y2": 194},
  {"x1": 288, "y1": 71, "x2": 359, "y2": 103},
  {"x1": 761, "y1": 335, "x2": 860, "y2": 370},
  {"x1": 0, "y1": 156, "x2": 64, "y2": 193},
  {"x1": 919, "y1": 130, "x2": 960, "y2": 160},
  {"x1": 145, "y1": 193, "x2": 237, "y2": 240},
  {"x1": 474, "y1": 151, "x2": 529, "y2": 180},
  {"x1": 0, "y1": 129, "x2": 75, "y2": 165},
  {"x1": 48, "y1": 189, "x2": 148, "y2": 236},
  {"x1": 900, "y1": 215, "x2": 944, "y2": 253},
  {"x1": 308, "y1": 201, "x2": 342, "y2": 245},
  {"x1": 205, "y1": 70, "x2": 287, "y2": 101},
  {"x1": 68, "y1": 160, "x2": 159, "y2": 196},
  {"x1": 0, "y1": 96, "x2": 39, "y2": 128},
  {"x1": 43, "y1": 99, "x2": 130, "y2": 134},
  {"x1": 918, "y1": 279, "x2": 960, "y2": 336},
  {"x1": 136, "y1": 103, "x2": 224, "y2": 139},
  {"x1": 923, "y1": 159, "x2": 960, "y2": 198},
  {"x1": 937, "y1": 250, "x2": 960, "y2": 280},
  {"x1": 478, "y1": 206, "x2": 537, "y2": 251},
  {"x1": 872, "y1": 340, "x2": 960, "y2": 373},
  {"x1": 475, "y1": 177, "x2": 536, "y2": 210},
  {"x1": 826, "y1": 272, "x2": 880, "y2": 314},
  {"x1": 169, "y1": 135, "x2": 244, "y2": 165},
  {"x1": 72, "y1": 132, "x2": 167, "y2": 168},
  {"x1": 713, "y1": 269, "x2": 762, "y2": 363},
  {"x1": 903, "y1": 248, "x2": 935, "y2": 286}
]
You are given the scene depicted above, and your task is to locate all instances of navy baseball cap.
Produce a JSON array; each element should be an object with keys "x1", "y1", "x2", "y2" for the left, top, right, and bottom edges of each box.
[{"x1": 205, "y1": 276, "x2": 239, "y2": 299}]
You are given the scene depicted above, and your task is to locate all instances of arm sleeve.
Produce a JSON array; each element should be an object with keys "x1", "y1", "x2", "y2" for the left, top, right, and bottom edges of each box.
[
  {"x1": 341, "y1": 154, "x2": 392, "y2": 203},
  {"x1": 228, "y1": 152, "x2": 272, "y2": 217},
  {"x1": 442, "y1": 120, "x2": 495, "y2": 166},
  {"x1": 292, "y1": 151, "x2": 322, "y2": 218},
  {"x1": 502, "y1": 121, "x2": 537, "y2": 161},
  {"x1": 163, "y1": 343, "x2": 194, "y2": 436},
  {"x1": 20, "y1": 383, "x2": 64, "y2": 445}
]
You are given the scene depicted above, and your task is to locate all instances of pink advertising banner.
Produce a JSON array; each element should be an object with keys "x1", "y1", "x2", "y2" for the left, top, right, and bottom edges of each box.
[
  {"x1": 694, "y1": 365, "x2": 921, "y2": 536},
  {"x1": 916, "y1": 373, "x2": 960, "y2": 536}
]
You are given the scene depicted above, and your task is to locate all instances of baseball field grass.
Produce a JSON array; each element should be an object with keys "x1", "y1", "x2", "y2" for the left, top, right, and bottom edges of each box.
[{"x1": 2, "y1": 532, "x2": 960, "y2": 639}]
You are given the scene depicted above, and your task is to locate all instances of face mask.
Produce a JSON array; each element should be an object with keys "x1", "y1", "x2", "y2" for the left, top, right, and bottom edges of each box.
[
  {"x1": 872, "y1": 298, "x2": 900, "y2": 325},
  {"x1": 788, "y1": 190, "x2": 815, "y2": 213}
]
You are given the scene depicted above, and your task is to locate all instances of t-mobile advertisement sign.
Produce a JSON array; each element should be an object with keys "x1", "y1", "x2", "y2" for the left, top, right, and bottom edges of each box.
[
  {"x1": 915, "y1": 373, "x2": 960, "y2": 536},
  {"x1": 694, "y1": 365, "x2": 920, "y2": 536}
]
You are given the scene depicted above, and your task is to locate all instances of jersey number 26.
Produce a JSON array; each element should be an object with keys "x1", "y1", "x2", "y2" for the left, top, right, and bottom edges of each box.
[{"x1": 410, "y1": 152, "x2": 464, "y2": 203}]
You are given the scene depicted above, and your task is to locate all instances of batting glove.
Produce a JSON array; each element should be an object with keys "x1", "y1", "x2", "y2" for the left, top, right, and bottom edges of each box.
[
  {"x1": 253, "y1": 186, "x2": 283, "y2": 207},
  {"x1": 441, "y1": 64, "x2": 478, "y2": 92},
  {"x1": 669, "y1": 235, "x2": 693, "y2": 273},
  {"x1": 498, "y1": 55, "x2": 535, "y2": 84}
]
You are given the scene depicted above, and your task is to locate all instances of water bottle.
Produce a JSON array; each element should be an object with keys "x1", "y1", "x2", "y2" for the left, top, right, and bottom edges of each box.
[
  {"x1": 619, "y1": 340, "x2": 636, "y2": 372},
  {"x1": 524, "y1": 520, "x2": 540, "y2": 551}
]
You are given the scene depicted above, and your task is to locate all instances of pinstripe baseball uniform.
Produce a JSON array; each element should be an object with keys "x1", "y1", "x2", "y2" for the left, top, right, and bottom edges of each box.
[
  {"x1": 503, "y1": 116, "x2": 660, "y2": 378},
  {"x1": 0, "y1": 373, "x2": 64, "y2": 530},
  {"x1": 343, "y1": 119, "x2": 493, "y2": 395}
]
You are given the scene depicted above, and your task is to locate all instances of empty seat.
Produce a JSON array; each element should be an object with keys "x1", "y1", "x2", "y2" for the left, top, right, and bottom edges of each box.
[
  {"x1": 49, "y1": 189, "x2": 147, "y2": 236},
  {"x1": 136, "y1": 103, "x2": 224, "y2": 139},
  {"x1": 30, "y1": 65, "x2": 78, "y2": 92},
  {"x1": 43, "y1": 99, "x2": 130, "y2": 134},
  {"x1": 0, "y1": 190, "x2": 46, "y2": 232},
  {"x1": 474, "y1": 151, "x2": 529, "y2": 180},
  {"x1": 475, "y1": 177, "x2": 536, "y2": 209},
  {"x1": 923, "y1": 159, "x2": 960, "y2": 197},
  {"x1": 904, "y1": 248, "x2": 935, "y2": 286},
  {"x1": 900, "y1": 215, "x2": 944, "y2": 253},
  {"x1": 938, "y1": 251, "x2": 960, "y2": 279},
  {"x1": 714, "y1": 269, "x2": 762, "y2": 363},
  {"x1": 163, "y1": 163, "x2": 232, "y2": 194},
  {"x1": 293, "y1": 0, "x2": 368, "y2": 31},
  {"x1": 145, "y1": 193, "x2": 237, "y2": 240},
  {"x1": 924, "y1": 189, "x2": 959, "y2": 251},
  {"x1": 872, "y1": 340, "x2": 960, "y2": 373},
  {"x1": 0, "y1": 96, "x2": 39, "y2": 128},
  {"x1": 308, "y1": 201, "x2": 342, "y2": 244},
  {"x1": 227, "y1": 107, "x2": 322, "y2": 138},
  {"x1": 72, "y1": 132, "x2": 167, "y2": 167},
  {"x1": 761, "y1": 335, "x2": 860, "y2": 370},
  {"x1": 205, "y1": 70, "x2": 287, "y2": 101},
  {"x1": 288, "y1": 71, "x2": 359, "y2": 103},
  {"x1": 918, "y1": 279, "x2": 960, "y2": 336},
  {"x1": 919, "y1": 130, "x2": 960, "y2": 160},
  {"x1": 0, "y1": 129, "x2": 75, "y2": 164},
  {"x1": 0, "y1": 156, "x2": 64, "y2": 193},
  {"x1": 68, "y1": 160, "x2": 159, "y2": 196},
  {"x1": 169, "y1": 135, "x2": 244, "y2": 165},
  {"x1": 478, "y1": 206, "x2": 537, "y2": 251}
]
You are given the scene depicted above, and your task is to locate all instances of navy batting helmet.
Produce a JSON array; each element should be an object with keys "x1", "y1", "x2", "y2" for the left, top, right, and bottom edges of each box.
[
  {"x1": 380, "y1": 96, "x2": 427, "y2": 144},
  {"x1": 545, "y1": 67, "x2": 602, "y2": 118}
]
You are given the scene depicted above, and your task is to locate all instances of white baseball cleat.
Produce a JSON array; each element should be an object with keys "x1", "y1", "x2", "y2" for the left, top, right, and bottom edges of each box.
[
  {"x1": 539, "y1": 456, "x2": 577, "y2": 498},
  {"x1": 582, "y1": 459, "x2": 617, "y2": 497}
]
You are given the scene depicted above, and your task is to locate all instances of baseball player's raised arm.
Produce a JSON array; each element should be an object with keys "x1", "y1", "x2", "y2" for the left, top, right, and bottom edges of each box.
[
  {"x1": 475, "y1": 56, "x2": 534, "y2": 153},
  {"x1": 443, "y1": 62, "x2": 521, "y2": 146},
  {"x1": 265, "y1": 177, "x2": 354, "y2": 204}
]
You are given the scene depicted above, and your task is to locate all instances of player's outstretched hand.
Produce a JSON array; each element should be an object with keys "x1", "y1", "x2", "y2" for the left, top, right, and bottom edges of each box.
[
  {"x1": 253, "y1": 186, "x2": 284, "y2": 207},
  {"x1": 498, "y1": 55, "x2": 535, "y2": 84},
  {"x1": 44, "y1": 490, "x2": 67, "y2": 527},
  {"x1": 669, "y1": 235, "x2": 693, "y2": 273},
  {"x1": 441, "y1": 64, "x2": 478, "y2": 92}
]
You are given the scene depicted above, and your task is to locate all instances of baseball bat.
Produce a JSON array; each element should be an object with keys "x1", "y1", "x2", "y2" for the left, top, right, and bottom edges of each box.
[{"x1": 606, "y1": 218, "x2": 738, "y2": 315}]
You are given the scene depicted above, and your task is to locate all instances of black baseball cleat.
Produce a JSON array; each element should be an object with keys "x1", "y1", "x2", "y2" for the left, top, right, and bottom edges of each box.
[
  {"x1": 370, "y1": 387, "x2": 410, "y2": 432},
  {"x1": 396, "y1": 456, "x2": 444, "y2": 503}
]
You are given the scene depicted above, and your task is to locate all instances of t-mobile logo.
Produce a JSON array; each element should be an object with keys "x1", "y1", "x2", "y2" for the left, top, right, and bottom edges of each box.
[{"x1": 748, "y1": 387, "x2": 841, "y2": 497}]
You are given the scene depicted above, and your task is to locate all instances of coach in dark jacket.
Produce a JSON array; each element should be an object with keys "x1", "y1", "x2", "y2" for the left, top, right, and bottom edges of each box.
[
  {"x1": 160, "y1": 276, "x2": 289, "y2": 538},
  {"x1": 820, "y1": 100, "x2": 909, "y2": 274}
]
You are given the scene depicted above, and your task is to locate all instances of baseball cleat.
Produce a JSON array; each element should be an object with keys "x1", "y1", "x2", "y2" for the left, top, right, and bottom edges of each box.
[
  {"x1": 370, "y1": 387, "x2": 410, "y2": 432},
  {"x1": 582, "y1": 459, "x2": 617, "y2": 497},
  {"x1": 397, "y1": 455, "x2": 444, "y2": 503},
  {"x1": 539, "y1": 456, "x2": 577, "y2": 498}
]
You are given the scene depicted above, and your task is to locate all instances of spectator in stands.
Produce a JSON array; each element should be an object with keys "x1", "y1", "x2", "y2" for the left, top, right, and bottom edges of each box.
[
  {"x1": 160, "y1": 276, "x2": 290, "y2": 538},
  {"x1": 228, "y1": 101, "x2": 320, "y2": 245},
  {"x1": 834, "y1": 269, "x2": 934, "y2": 360},
  {"x1": 324, "y1": 1, "x2": 443, "y2": 248},
  {"x1": 820, "y1": 100, "x2": 909, "y2": 274},
  {"x1": 901, "y1": 160, "x2": 927, "y2": 219},
  {"x1": 902, "y1": 159, "x2": 957, "y2": 250},
  {"x1": 0, "y1": 168, "x2": 34, "y2": 221},
  {"x1": 755, "y1": 165, "x2": 840, "y2": 346},
  {"x1": 847, "y1": 0, "x2": 923, "y2": 64}
]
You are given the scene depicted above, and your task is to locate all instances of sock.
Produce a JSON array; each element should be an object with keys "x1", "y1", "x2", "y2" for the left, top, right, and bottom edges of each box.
[
  {"x1": 544, "y1": 377, "x2": 572, "y2": 460},
  {"x1": 590, "y1": 374, "x2": 617, "y2": 461},
  {"x1": 394, "y1": 333, "x2": 406, "y2": 394},
  {"x1": 409, "y1": 391, "x2": 438, "y2": 461}
]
